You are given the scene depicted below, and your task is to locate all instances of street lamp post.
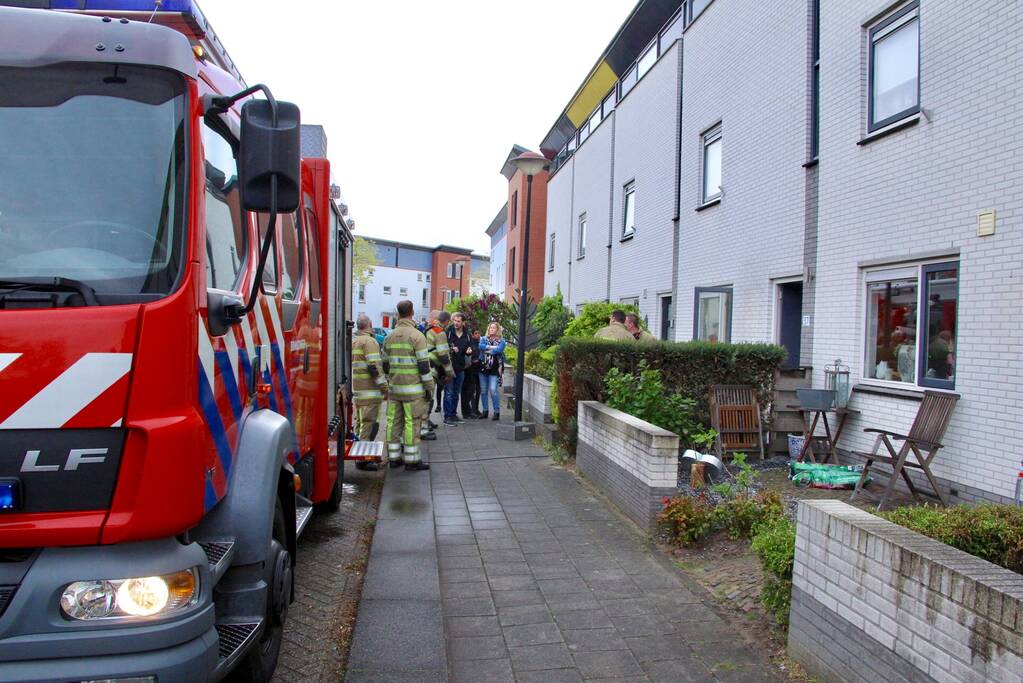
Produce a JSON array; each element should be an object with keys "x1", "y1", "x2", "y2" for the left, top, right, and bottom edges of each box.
[{"x1": 510, "y1": 151, "x2": 549, "y2": 424}]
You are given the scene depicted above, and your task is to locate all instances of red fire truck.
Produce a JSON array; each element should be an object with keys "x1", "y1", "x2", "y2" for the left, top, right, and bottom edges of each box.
[{"x1": 0, "y1": 2, "x2": 365, "y2": 680}]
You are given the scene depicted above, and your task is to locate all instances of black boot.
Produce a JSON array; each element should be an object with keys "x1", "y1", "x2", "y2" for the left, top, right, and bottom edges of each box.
[
  {"x1": 422, "y1": 431, "x2": 437, "y2": 441},
  {"x1": 479, "y1": 410, "x2": 489, "y2": 420},
  {"x1": 388, "y1": 459, "x2": 403, "y2": 469},
  {"x1": 405, "y1": 461, "x2": 431, "y2": 471},
  {"x1": 492, "y1": 413, "x2": 500, "y2": 421}
]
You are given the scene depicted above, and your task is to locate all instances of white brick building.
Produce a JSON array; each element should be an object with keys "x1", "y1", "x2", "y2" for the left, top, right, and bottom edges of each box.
[{"x1": 535, "y1": 0, "x2": 1022, "y2": 503}]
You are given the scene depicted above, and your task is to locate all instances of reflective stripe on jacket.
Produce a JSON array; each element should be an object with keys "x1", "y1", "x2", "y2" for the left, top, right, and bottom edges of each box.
[
  {"x1": 352, "y1": 331, "x2": 387, "y2": 405},
  {"x1": 383, "y1": 319, "x2": 436, "y2": 402}
]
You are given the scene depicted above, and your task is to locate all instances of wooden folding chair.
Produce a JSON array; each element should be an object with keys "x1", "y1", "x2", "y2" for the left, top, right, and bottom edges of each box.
[
  {"x1": 709, "y1": 385, "x2": 765, "y2": 460},
  {"x1": 849, "y1": 391, "x2": 959, "y2": 511}
]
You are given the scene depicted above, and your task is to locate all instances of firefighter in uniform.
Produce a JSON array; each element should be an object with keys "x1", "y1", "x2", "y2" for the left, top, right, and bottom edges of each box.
[
  {"x1": 352, "y1": 315, "x2": 388, "y2": 469},
  {"x1": 425, "y1": 310, "x2": 454, "y2": 433},
  {"x1": 382, "y1": 300, "x2": 435, "y2": 471},
  {"x1": 594, "y1": 310, "x2": 636, "y2": 342}
]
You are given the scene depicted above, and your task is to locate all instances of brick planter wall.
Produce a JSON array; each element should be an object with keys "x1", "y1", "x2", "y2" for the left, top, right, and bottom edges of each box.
[
  {"x1": 789, "y1": 500, "x2": 1023, "y2": 683},
  {"x1": 522, "y1": 374, "x2": 553, "y2": 425},
  {"x1": 576, "y1": 401, "x2": 678, "y2": 533}
]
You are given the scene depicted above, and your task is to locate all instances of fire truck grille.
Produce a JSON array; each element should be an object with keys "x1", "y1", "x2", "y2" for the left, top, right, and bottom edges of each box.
[
  {"x1": 0, "y1": 586, "x2": 16, "y2": 619},
  {"x1": 199, "y1": 541, "x2": 233, "y2": 570},
  {"x1": 216, "y1": 622, "x2": 260, "y2": 661}
]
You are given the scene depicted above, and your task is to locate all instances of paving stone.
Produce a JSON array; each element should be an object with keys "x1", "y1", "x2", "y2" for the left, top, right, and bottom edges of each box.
[
  {"x1": 441, "y1": 567, "x2": 488, "y2": 583},
  {"x1": 492, "y1": 589, "x2": 546, "y2": 607},
  {"x1": 442, "y1": 581, "x2": 492, "y2": 599},
  {"x1": 489, "y1": 574, "x2": 538, "y2": 591},
  {"x1": 514, "y1": 669, "x2": 585, "y2": 683},
  {"x1": 609, "y1": 615, "x2": 676, "y2": 637},
  {"x1": 508, "y1": 643, "x2": 575, "y2": 672},
  {"x1": 484, "y1": 561, "x2": 531, "y2": 577},
  {"x1": 450, "y1": 635, "x2": 508, "y2": 661},
  {"x1": 624, "y1": 635, "x2": 692, "y2": 662},
  {"x1": 641, "y1": 657, "x2": 715, "y2": 683},
  {"x1": 571, "y1": 650, "x2": 644, "y2": 679},
  {"x1": 450, "y1": 658, "x2": 515, "y2": 683},
  {"x1": 437, "y1": 544, "x2": 481, "y2": 558},
  {"x1": 545, "y1": 593, "x2": 602, "y2": 614},
  {"x1": 538, "y1": 577, "x2": 592, "y2": 595},
  {"x1": 553, "y1": 609, "x2": 614, "y2": 630},
  {"x1": 562, "y1": 628, "x2": 629, "y2": 653},
  {"x1": 497, "y1": 603, "x2": 554, "y2": 627},
  {"x1": 502, "y1": 622, "x2": 564, "y2": 647},
  {"x1": 440, "y1": 555, "x2": 483, "y2": 569},
  {"x1": 445, "y1": 615, "x2": 502, "y2": 637},
  {"x1": 443, "y1": 596, "x2": 497, "y2": 617}
]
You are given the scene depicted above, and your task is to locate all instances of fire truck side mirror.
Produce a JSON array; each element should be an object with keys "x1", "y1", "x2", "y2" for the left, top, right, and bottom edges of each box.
[{"x1": 238, "y1": 99, "x2": 301, "y2": 214}]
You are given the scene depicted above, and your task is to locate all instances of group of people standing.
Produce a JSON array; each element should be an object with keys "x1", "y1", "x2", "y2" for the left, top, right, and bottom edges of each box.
[
  {"x1": 595, "y1": 309, "x2": 658, "y2": 343},
  {"x1": 349, "y1": 300, "x2": 507, "y2": 472}
]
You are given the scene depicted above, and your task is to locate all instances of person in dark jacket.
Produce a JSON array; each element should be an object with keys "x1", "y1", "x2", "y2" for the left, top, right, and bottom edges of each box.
[
  {"x1": 461, "y1": 328, "x2": 483, "y2": 418},
  {"x1": 444, "y1": 312, "x2": 472, "y2": 425}
]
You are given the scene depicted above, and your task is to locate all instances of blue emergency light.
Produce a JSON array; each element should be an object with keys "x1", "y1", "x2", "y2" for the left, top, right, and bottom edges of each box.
[
  {"x1": 0, "y1": 479, "x2": 19, "y2": 512},
  {"x1": 47, "y1": 1, "x2": 197, "y2": 12}
]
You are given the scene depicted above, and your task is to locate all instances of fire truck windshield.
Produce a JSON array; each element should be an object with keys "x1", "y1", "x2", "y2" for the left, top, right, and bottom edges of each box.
[{"x1": 0, "y1": 62, "x2": 187, "y2": 305}]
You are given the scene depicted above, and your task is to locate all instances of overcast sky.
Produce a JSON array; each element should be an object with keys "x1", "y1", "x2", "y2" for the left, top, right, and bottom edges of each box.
[{"x1": 200, "y1": 0, "x2": 635, "y2": 254}]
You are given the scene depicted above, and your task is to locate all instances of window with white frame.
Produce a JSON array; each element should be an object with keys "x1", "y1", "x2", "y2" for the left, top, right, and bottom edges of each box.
[
  {"x1": 589, "y1": 107, "x2": 601, "y2": 135},
  {"x1": 868, "y1": 1, "x2": 919, "y2": 132},
  {"x1": 702, "y1": 125, "x2": 722, "y2": 204},
  {"x1": 548, "y1": 233, "x2": 556, "y2": 271},
  {"x1": 602, "y1": 91, "x2": 616, "y2": 118},
  {"x1": 358, "y1": 283, "x2": 366, "y2": 303},
  {"x1": 694, "y1": 287, "x2": 731, "y2": 343},
  {"x1": 382, "y1": 285, "x2": 392, "y2": 295},
  {"x1": 444, "y1": 290, "x2": 457, "y2": 305},
  {"x1": 579, "y1": 119, "x2": 590, "y2": 144},
  {"x1": 446, "y1": 262, "x2": 463, "y2": 279},
  {"x1": 622, "y1": 182, "x2": 636, "y2": 239},
  {"x1": 864, "y1": 260, "x2": 958, "y2": 389},
  {"x1": 578, "y1": 214, "x2": 587, "y2": 258},
  {"x1": 426, "y1": 273, "x2": 431, "y2": 282},
  {"x1": 422, "y1": 288, "x2": 428, "y2": 307},
  {"x1": 417, "y1": 273, "x2": 423, "y2": 281},
  {"x1": 399, "y1": 287, "x2": 408, "y2": 296}
]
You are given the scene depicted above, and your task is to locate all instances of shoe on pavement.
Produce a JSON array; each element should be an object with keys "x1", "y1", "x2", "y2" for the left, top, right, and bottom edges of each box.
[
  {"x1": 443, "y1": 418, "x2": 459, "y2": 426},
  {"x1": 421, "y1": 431, "x2": 437, "y2": 441},
  {"x1": 452, "y1": 416, "x2": 465, "y2": 423},
  {"x1": 478, "y1": 410, "x2": 489, "y2": 420},
  {"x1": 427, "y1": 420, "x2": 438, "y2": 429},
  {"x1": 405, "y1": 462, "x2": 431, "y2": 471},
  {"x1": 388, "y1": 460, "x2": 403, "y2": 469},
  {"x1": 492, "y1": 413, "x2": 500, "y2": 421}
]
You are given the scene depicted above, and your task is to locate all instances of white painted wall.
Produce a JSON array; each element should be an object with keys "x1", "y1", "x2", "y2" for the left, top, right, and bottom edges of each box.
[{"x1": 357, "y1": 265, "x2": 431, "y2": 328}]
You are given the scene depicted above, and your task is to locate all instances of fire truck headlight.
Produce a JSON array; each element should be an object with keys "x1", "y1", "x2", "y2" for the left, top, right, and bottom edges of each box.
[{"x1": 60, "y1": 568, "x2": 199, "y2": 620}]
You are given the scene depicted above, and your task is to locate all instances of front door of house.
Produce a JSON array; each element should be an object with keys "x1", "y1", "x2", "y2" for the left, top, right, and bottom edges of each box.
[{"x1": 777, "y1": 282, "x2": 803, "y2": 367}]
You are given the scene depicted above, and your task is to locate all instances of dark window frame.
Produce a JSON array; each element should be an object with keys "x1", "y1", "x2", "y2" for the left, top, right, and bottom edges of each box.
[
  {"x1": 578, "y1": 213, "x2": 587, "y2": 258},
  {"x1": 693, "y1": 286, "x2": 733, "y2": 342},
  {"x1": 701, "y1": 124, "x2": 723, "y2": 205},
  {"x1": 867, "y1": 0, "x2": 920, "y2": 133},
  {"x1": 918, "y1": 261, "x2": 958, "y2": 390},
  {"x1": 622, "y1": 181, "x2": 637, "y2": 240},
  {"x1": 810, "y1": 0, "x2": 820, "y2": 160}
]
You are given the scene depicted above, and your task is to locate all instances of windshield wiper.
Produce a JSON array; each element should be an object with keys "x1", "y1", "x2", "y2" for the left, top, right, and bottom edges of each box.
[{"x1": 0, "y1": 277, "x2": 99, "y2": 306}]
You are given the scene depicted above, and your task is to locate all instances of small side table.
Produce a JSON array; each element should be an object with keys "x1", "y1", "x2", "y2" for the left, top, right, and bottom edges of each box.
[{"x1": 786, "y1": 405, "x2": 860, "y2": 464}]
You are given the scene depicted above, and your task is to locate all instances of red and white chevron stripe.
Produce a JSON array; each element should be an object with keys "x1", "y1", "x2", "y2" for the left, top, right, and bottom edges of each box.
[{"x1": 0, "y1": 352, "x2": 133, "y2": 429}]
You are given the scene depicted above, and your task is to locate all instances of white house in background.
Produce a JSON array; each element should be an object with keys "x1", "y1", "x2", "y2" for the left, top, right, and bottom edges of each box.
[
  {"x1": 486, "y1": 204, "x2": 507, "y2": 298},
  {"x1": 357, "y1": 238, "x2": 432, "y2": 328},
  {"x1": 470, "y1": 254, "x2": 490, "y2": 297}
]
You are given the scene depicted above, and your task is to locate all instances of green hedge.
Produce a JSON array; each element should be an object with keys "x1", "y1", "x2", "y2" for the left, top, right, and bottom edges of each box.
[
  {"x1": 881, "y1": 504, "x2": 1023, "y2": 574},
  {"x1": 555, "y1": 337, "x2": 786, "y2": 453}
]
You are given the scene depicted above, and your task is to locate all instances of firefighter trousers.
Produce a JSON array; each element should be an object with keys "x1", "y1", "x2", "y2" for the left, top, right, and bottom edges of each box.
[
  {"x1": 385, "y1": 398, "x2": 426, "y2": 464},
  {"x1": 355, "y1": 401, "x2": 383, "y2": 441}
]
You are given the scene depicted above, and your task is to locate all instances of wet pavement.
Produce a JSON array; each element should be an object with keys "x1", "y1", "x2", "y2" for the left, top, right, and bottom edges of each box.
[
  {"x1": 347, "y1": 417, "x2": 779, "y2": 682},
  {"x1": 271, "y1": 466, "x2": 384, "y2": 683}
]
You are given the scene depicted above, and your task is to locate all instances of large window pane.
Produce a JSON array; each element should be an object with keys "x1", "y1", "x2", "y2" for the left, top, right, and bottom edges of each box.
[
  {"x1": 696, "y1": 289, "x2": 731, "y2": 343},
  {"x1": 622, "y1": 184, "x2": 636, "y2": 238},
  {"x1": 637, "y1": 44, "x2": 656, "y2": 79},
  {"x1": 578, "y1": 215, "x2": 587, "y2": 257},
  {"x1": 203, "y1": 125, "x2": 245, "y2": 291},
  {"x1": 865, "y1": 277, "x2": 918, "y2": 383},
  {"x1": 871, "y1": 14, "x2": 919, "y2": 127},
  {"x1": 922, "y1": 263, "x2": 957, "y2": 387},
  {"x1": 280, "y1": 211, "x2": 303, "y2": 301},
  {"x1": 703, "y1": 134, "x2": 722, "y2": 203}
]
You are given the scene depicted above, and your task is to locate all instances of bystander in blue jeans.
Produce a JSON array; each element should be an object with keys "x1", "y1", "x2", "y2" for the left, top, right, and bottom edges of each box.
[
  {"x1": 480, "y1": 374, "x2": 501, "y2": 416},
  {"x1": 444, "y1": 370, "x2": 464, "y2": 420}
]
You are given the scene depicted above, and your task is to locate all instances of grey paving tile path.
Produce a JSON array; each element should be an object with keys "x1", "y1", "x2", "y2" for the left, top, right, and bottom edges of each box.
[{"x1": 348, "y1": 416, "x2": 780, "y2": 682}]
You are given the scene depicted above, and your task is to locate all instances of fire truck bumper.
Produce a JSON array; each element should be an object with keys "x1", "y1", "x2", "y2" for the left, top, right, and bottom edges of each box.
[{"x1": 0, "y1": 537, "x2": 220, "y2": 683}]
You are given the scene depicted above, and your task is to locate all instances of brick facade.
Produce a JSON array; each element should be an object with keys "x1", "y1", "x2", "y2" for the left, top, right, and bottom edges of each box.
[
  {"x1": 505, "y1": 168, "x2": 548, "y2": 303},
  {"x1": 790, "y1": 500, "x2": 1023, "y2": 683},
  {"x1": 576, "y1": 401, "x2": 679, "y2": 533},
  {"x1": 430, "y1": 247, "x2": 472, "y2": 311}
]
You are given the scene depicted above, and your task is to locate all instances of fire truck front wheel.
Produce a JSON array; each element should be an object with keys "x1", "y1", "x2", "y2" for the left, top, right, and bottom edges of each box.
[{"x1": 227, "y1": 498, "x2": 291, "y2": 683}]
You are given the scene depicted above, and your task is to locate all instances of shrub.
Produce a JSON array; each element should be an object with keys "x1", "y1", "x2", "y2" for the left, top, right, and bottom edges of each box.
[
  {"x1": 524, "y1": 346, "x2": 556, "y2": 381},
  {"x1": 604, "y1": 362, "x2": 716, "y2": 451},
  {"x1": 532, "y1": 286, "x2": 574, "y2": 348},
  {"x1": 563, "y1": 301, "x2": 644, "y2": 338},
  {"x1": 751, "y1": 514, "x2": 796, "y2": 626},
  {"x1": 446, "y1": 292, "x2": 518, "y2": 342},
  {"x1": 713, "y1": 491, "x2": 783, "y2": 540},
  {"x1": 881, "y1": 504, "x2": 1023, "y2": 574},
  {"x1": 659, "y1": 495, "x2": 715, "y2": 546},
  {"x1": 556, "y1": 337, "x2": 786, "y2": 454}
]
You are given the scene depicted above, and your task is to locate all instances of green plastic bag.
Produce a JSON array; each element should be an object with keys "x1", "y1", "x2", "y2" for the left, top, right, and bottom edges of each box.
[{"x1": 790, "y1": 462, "x2": 868, "y2": 490}]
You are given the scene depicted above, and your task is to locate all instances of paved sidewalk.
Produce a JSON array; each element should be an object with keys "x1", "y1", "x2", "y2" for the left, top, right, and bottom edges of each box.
[{"x1": 349, "y1": 416, "x2": 779, "y2": 682}]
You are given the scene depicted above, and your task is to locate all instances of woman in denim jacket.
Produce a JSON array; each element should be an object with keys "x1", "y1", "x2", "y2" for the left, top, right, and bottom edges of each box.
[{"x1": 478, "y1": 322, "x2": 506, "y2": 421}]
